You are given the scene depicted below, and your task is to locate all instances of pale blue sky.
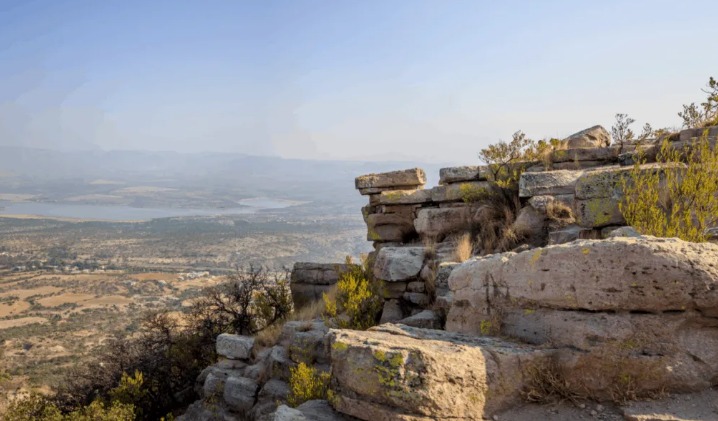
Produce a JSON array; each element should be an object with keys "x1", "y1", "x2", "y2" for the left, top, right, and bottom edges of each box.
[{"x1": 1, "y1": 0, "x2": 716, "y2": 162}]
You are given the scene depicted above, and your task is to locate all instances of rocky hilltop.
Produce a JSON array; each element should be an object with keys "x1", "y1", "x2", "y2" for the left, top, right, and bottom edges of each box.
[{"x1": 180, "y1": 125, "x2": 718, "y2": 421}]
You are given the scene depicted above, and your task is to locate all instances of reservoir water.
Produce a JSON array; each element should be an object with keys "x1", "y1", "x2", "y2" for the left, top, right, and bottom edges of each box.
[{"x1": 0, "y1": 198, "x2": 304, "y2": 221}]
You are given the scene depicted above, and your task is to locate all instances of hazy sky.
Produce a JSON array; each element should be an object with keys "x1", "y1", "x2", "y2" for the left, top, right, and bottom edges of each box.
[{"x1": 1, "y1": 1, "x2": 717, "y2": 163}]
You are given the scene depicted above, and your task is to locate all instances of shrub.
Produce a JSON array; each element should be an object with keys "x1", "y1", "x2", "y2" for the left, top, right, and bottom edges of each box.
[
  {"x1": 4, "y1": 392, "x2": 135, "y2": 421},
  {"x1": 522, "y1": 360, "x2": 584, "y2": 404},
  {"x1": 679, "y1": 76, "x2": 718, "y2": 128},
  {"x1": 545, "y1": 201, "x2": 575, "y2": 227},
  {"x1": 619, "y1": 130, "x2": 718, "y2": 242},
  {"x1": 468, "y1": 184, "x2": 524, "y2": 254},
  {"x1": 323, "y1": 257, "x2": 383, "y2": 330},
  {"x1": 479, "y1": 130, "x2": 535, "y2": 188},
  {"x1": 452, "y1": 233, "x2": 473, "y2": 263},
  {"x1": 286, "y1": 363, "x2": 331, "y2": 407}
]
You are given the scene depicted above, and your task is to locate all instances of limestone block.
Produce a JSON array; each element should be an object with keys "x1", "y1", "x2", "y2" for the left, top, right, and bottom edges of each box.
[
  {"x1": 356, "y1": 168, "x2": 426, "y2": 193},
  {"x1": 329, "y1": 324, "x2": 554, "y2": 420},
  {"x1": 564, "y1": 125, "x2": 611, "y2": 148},
  {"x1": 216, "y1": 334, "x2": 255, "y2": 360},
  {"x1": 414, "y1": 207, "x2": 470, "y2": 240},
  {"x1": 430, "y1": 181, "x2": 491, "y2": 203},
  {"x1": 373, "y1": 246, "x2": 425, "y2": 282},
  {"x1": 446, "y1": 236, "x2": 718, "y2": 334},
  {"x1": 438, "y1": 166, "x2": 487, "y2": 185},
  {"x1": 518, "y1": 170, "x2": 583, "y2": 198},
  {"x1": 223, "y1": 376, "x2": 259, "y2": 413},
  {"x1": 377, "y1": 189, "x2": 432, "y2": 205}
]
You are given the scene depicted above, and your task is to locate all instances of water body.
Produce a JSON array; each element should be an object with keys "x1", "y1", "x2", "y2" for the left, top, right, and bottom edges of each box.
[{"x1": 0, "y1": 198, "x2": 305, "y2": 221}]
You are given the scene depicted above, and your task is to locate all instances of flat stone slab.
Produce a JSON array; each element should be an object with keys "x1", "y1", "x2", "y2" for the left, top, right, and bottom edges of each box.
[
  {"x1": 519, "y1": 170, "x2": 583, "y2": 198},
  {"x1": 438, "y1": 166, "x2": 487, "y2": 185},
  {"x1": 430, "y1": 181, "x2": 491, "y2": 203},
  {"x1": 329, "y1": 324, "x2": 554, "y2": 420},
  {"x1": 356, "y1": 168, "x2": 426, "y2": 191},
  {"x1": 377, "y1": 189, "x2": 433, "y2": 205}
]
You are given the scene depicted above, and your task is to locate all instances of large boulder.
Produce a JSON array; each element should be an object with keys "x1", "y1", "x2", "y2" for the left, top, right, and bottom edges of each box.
[
  {"x1": 223, "y1": 376, "x2": 259, "y2": 413},
  {"x1": 373, "y1": 247, "x2": 425, "y2": 282},
  {"x1": 356, "y1": 168, "x2": 426, "y2": 195},
  {"x1": 329, "y1": 324, "x2": 554, "y2": 420},
  {"x1": 447, "y1": 236, "x2": 718, "y2": 323},
  {"x1": 564, "y1": 125, "x2": 611, "y2": 148},
  {"x1": 518, "y1": 170, "x2": 583, "y2": 198}
]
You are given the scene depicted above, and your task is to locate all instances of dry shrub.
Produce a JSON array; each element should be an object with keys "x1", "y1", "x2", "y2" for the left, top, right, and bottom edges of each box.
[
  {"x1": 452, "y1": 233, "x2": 473, "y2": 262},
  {"x1": 522, "y1": 359, "x2": 585, "y2": 404},
  {"x1": 546, "y1": 201, "x2": 575, "y2": 226},
  {"x1": 470, "y1": 184, "x2": 523, "y2": 254},
  {"x1": 423, "y1": 237, "x2": 437, "y2": 261}
]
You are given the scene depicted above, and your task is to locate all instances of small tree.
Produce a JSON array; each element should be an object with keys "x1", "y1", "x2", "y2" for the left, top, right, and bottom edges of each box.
[
  {"x1": 611, "y1": 113, "x2": 636, "y2": 151},
  {"x1": 679, "y1": 76, "x2": 718, "y2": 128},
  {"x1": 620, "y1": 130, "x2": 718, "y2": 242},
  {"x1": 479, "y1": 130, "x2": 535, "y2": 187}
]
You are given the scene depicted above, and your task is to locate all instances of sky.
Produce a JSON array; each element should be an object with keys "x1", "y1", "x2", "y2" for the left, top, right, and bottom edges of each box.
[{"x1": 1, "y1": 0, "x2": 717, "y2": 163}]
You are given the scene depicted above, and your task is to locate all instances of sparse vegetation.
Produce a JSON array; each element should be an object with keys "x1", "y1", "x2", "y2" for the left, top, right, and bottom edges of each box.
[
  {"x1": 468, "y1": 183, "x2": 524, "y2": 254},
  {"x1": 522, "y1": 360, "x2": 584, "y2": 404},
  {"x1": 678, "y1": 76, "x2": 718, "y2": 128},
  {"x1": 287, "y1": 363, "x2": 331, "y2": 407},
  {"x1": 323, "y1": 257, "x2": 383, "y2": 330},
  {"x1": 545, "y1": 200, "x2": 575, "y2": 227},
  {"x1": 620, "y1": 131, "x2": 718, "y2": 242},
  {"x1": 452, "y1": 233, "x2": 473, "y2": 262}
]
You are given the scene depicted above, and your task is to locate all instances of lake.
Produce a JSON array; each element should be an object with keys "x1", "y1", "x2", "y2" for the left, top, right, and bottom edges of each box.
[{"x1": 0, "y1": 198, "x2": 305, "y2": 221}]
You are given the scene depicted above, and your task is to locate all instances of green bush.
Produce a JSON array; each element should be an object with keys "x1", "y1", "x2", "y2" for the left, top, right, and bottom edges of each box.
[
  {"x1": 287, "y1": 363, "x2": 331, "y2": 407},
  {"x1": 323, "y1": 257, "x2": 383, "y2": 330},
  {"x1": 620, "y1": 130, "x2": 718, "y2": 242}
]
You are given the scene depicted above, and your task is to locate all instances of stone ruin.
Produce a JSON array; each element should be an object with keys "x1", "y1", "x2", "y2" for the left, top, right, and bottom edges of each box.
[{"x1": 180, "y1": 125, "x2": 718, "y2": 421}]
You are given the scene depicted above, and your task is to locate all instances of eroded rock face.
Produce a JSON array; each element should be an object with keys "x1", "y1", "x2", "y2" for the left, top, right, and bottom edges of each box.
[
  {"x1": 329, "y1": 324, "x2": 554, "y2": 420},
  {"x1": 447, "y1": 237, "x2": 718, "y2": 324},
  {"x1": 414, "y1": 207, "x2": 470, "y2": 240},
  {"x1": 564, "y1": 125, "x2": 611, "y2": 148},
  {"x1": 373, "y1": 247, "x2": 425, "y2": 282},
  {"x1": 290, "y1": 262, "x2": 359, "y2": 308}
]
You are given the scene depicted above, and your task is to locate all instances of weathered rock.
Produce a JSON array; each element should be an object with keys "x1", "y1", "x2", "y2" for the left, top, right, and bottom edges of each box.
[
  {"x1": 379, "y1": 299, "x2": 404, "y2": 324},
  {"x1": 295, "y1": 400, "x2": 352, "y2": 421},
  {"x1": 266, "y1": 345, "x2": 294, "y2": 381},
  {"x1": 414, "y1": 207, "x2": 470, "y2": 240},
  {"x1": 604, "y1": 226, "x2": 642, "y2": 238},
  {"x1": 547, "y1": 224, "x2": 588, "y2": 245},
  {"x1": 259, "y1": 379, "x2": 290, "y2": 402},
  {"x1": 216, "y1": 334, "x2": 255, "y2": 360},
  {"x1": 356, "y1": 168, "x2": 427, "y2": 194},
  {"x1": 446, "y1": 237, "x2": 718, "y2": 335},
  {"x1": 366, "y1": 210, "x2": 416, "y2": 242},
  {"x1": 513, "y1": 205, "x2": 546, "y2": 246},
  {"x1": 550, "y1": 146, "x2": 620, "y2": 163},
  {"x1": 438, "y1": 166, "x2": 487, "y2": 185},
  {"x1": 564, "y1": 125, "x2": 611, "y2": 148},
  {"x1": 329, "y1": 324, "x2": 554, "y2": 420},
  {"x1": 223, "y1": 376, "x2": 259, "y2": 413},
  {"x1": 402, "y1": 292, "x2": 429, "y2": 306},
  {"x1": 291, "y1": 262, "x2": 357, "y2": 285},
  {"x1": 621, "y1": 388, "x2": 718, "y2": 421},
  {"x1": 434, "y1": 262, "x2": 457, "y2": 297},
  {"x1": 380, "y1": 280, "x2": 408, "y2": 299},
  {"x1": 398, "y1": 310, "x2": 442, "y2": 329},
  {"x1": 377, "y1": 189, "x2": 432, "y2": 205},
  {"x1": 552, "y1": 160, "x2": 612, "y2": 170},
  {"x1": 518, "y1": 170, "x2": 583, "y2": 198},
  {"x1": 406, "y1": 281, "x2": 425, "y2": 293},
  {"x1": 678, "y1": 125, "x2": 718, "y2": 142},
  {"x1": 430, "y1": 181, "x2": 490, "y2": 203},
  {"x1": 259, "y1": 405, "x2": 306, "y2": 421},
  {"x1": 289, "y1": 284, "x2": 335, "y2": 309},
  {"x1": 373, "y1": 246, "x2": 425, "y2": 282},
  {"x1": 280, "y1": 320, "x2": 329, "y2": 365}
]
